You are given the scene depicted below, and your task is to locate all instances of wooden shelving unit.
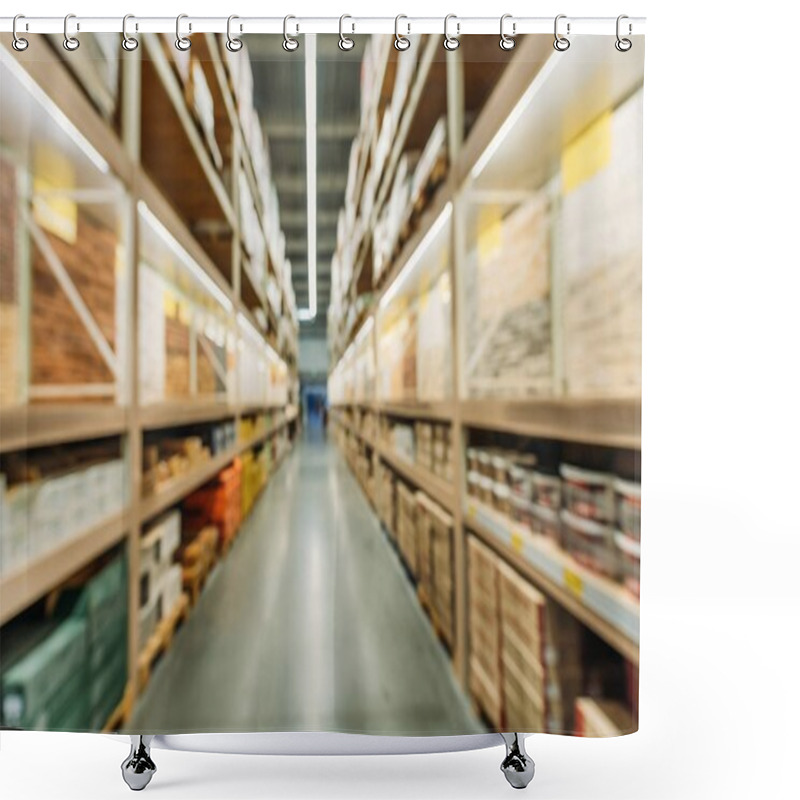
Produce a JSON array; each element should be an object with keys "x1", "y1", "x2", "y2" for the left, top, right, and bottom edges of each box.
[
  {"x1": 329, "y1": 34, "x2": 645, "y2": 689},
  {"x1": 0, "y1": 33, "x2": 300, "y2": 726}
]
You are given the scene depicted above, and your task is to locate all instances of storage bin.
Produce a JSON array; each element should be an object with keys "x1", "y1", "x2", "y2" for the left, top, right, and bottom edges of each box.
[
  {"x1": 532, "y1": 472, "x2": 561, "y2": 510},
  {"x1": 561, "y1": 509, "x2": 616, "y2": 578},
  {"x1": 560, "y1": 464, "x2": 614, "y2": 522},
  {"x1": 614, "y1": 478, "x2": 641, "y2": 540},
  {"x1": 530, "y1": 503, "x2": 561, "y2": 547},
  {"x1": 614, "y1": 530, "x2": 641, "y2": 598}
]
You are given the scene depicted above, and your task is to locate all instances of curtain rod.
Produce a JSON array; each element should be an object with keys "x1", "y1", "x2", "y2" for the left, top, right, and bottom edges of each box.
[{"x1": 0, "y1": 16, "x2": 646, "y2": 37}]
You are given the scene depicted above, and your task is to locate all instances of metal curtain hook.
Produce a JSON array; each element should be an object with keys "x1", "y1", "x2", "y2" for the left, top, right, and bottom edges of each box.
[
  {"x1": 443, "y1": 14, "x2": 460, "y2": 51},
  {"x1": 63, "y1": 13, "x2": 80, "y2": 51},
  {"x1": 12, "y1": 14, "x2": 29, "y2": 51},
  {"x1": 226, "y1": 15, "x2": 243, "y2": 52},
  {"x1": 339, "y1": 15, "x2": 355, "y2": 51},
  {"x1": 122, "y1": 14, "x2": 138, "y2": 51},
  {"x1": 394, "y1": 15, "x2": 411, "y2": 51},
  {"x1": 283, "y1": 15, "x2": 299, "y2": 52},
  {"x1": 175, "y1": 14, "x2": 191, "y2": 50},
  {"x1": 615, "y1": 14, "x2": 632, "y2": 51},
  {"x1": 553, "y1": 14, "x2": 570, "y2": 51},
  {"x1": 499, "y1": 14, "x2": 516, "y2": 50}
]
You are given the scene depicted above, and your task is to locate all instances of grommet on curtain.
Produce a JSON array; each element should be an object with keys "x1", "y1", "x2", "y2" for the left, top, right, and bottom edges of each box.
[
  {"x1": 226, "y1": 15, "x2": 243, "y2": 53},
  {"x1": 339, "y1": 15, "x2": 355, "y2": 51},
  {"x1": 394, "y1": 15, "x2": 411, "y2": 51},
  {"x1": 63, "y1": 13, "x2": 80, "y2": 51},
  {"x1": 443, "y1": 14, "x2": 460, "y2": 51},
  {"x1": 283, "y1": 15, "x2": 299, "y2": 52},
  {"x1": 615, "y1": 14, "x2": 633, "y2": 51},
  {"x1": 499, "y1": 14, "x2": 516, "y2": 51},
  {"x1": 175, "y1": 14, "x2": 191, "y2": 51},
  {"x1": 122, "y1": 14, "x2": 139, "y2": 51},
  {"x1": 12, "y1": 14, "x2": 29, "y2": 51},
  {"x1": 553, "y1": 14, "x2": 570, "y2": 51}
]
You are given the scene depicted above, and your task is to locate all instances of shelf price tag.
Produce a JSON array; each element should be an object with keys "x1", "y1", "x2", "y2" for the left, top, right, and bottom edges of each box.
[
  {"x1": 510, "y1": 529, "x2": 524, "y2": 555},
  {"x1": 563, "y1": 568, "x2": 584, "y2": 598},
  {"x1": 467, "y1": 502, "x2": 477, "y2": 520}
]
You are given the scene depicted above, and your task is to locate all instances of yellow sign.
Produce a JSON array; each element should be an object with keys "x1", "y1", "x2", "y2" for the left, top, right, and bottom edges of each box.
[
  {"x1": 32, "y1": 144, "x2": 78, "y2": 244},
  {"x1": 510, "y1": 529, "x2": 524, "y2": 554},
  {"x1": 564, "y1": 568, "x2": 584, "y2": 598},
  {"x1": 561, "y1": 111, "x2": 612, "y2": 194},
  {"x1": 477, "y1": 205, "x2": 503, "y2": 263}
]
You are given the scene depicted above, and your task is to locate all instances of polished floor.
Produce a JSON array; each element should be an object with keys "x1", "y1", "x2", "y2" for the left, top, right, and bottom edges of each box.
[{"x1": 129, "y1": 429, "x2": 482, "y2": 735}]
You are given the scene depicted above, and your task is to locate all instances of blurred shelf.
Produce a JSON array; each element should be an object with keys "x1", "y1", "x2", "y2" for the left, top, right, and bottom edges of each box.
[
  {"x1": 465, "y1": 499, "x2": 639, "y2": 665},
  {"x1": 139, "y1": 400, "x2": 235, "y2": 430},
  {"x1": 378, "y1": 400, "x2": 455, "y2": 423},
  {"x1": 0, "y1": 510, "x2": 130, "y2": 625},
  {"x1": 333, "y1": 416, "x2": 376, "y2": 450},
  {"x1": 378, "y1": 444, "x2": 455, "y2": 513},
  {"x1": 139, "y1": 422, "x2": 287, "y2": 523},
  {"x1": 460, "y1": 398, "x2": 641, "y2": 450},
  {"x1": 0, "y1": 404, "x2": 128, "y2": 453}
]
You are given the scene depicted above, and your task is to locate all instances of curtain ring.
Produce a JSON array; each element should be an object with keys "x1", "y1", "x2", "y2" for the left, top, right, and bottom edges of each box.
[
  {"x1": 553, "y1": 14, "x2": 570, "y2": 51},
  {"x1": 339, "y1": 15, "x2": 355, "y2": 51},
  {"x1": 615, "y1": 14, "x2": 632, "y2": 52},
  {"x1": 175, "y1": 14, "x2": 191, "y2": 51},
  {"x1": 226, "y1": 15, "x2": 243, "y2": 52},
  {"x1": 394, "y1": 15, "x2": 411, "y2": 51},
  {"x1": 283, "y1": 15, "x2": 299, "y2": 52},
  {"x1": 122, "y1": 14, "x2": 139, "y2": 51},
  {"x1": 63, "y1": 13, "x2": 80, "y2": 51},
  {"x1": 499, "y1": 14, "x2": 516, "y2": 51},
  {"x1": 12, "y1": 15, "x2": 29, "y2": 52},
  {"x1": 443, "y1": 14, "x2": 460, "y2": 51}
]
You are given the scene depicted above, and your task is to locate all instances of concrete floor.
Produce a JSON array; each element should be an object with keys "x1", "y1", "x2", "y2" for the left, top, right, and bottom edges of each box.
[{"x1": 130, "y1": 431, "x2": 482, "y2": 736}]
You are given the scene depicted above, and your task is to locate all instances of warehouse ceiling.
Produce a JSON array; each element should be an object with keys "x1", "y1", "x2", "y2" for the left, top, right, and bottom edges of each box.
[{"x1": 248, "y1": 35, "x2": 363, "y2": 345}]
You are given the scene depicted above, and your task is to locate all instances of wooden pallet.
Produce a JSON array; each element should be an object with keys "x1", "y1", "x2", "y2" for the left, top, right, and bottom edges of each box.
[
  {"x1": 136, "y1": 592, "x2": 191, "y2": 691},
  {"x1": 101, "y1": 682, "x2": 134, "y2": 733}
]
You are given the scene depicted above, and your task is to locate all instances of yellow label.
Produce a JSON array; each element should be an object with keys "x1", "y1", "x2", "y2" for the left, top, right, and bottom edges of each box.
[
  {"x1": 510, "y1": 529, "x2": 524, "y2": 554},
  {"x1": 467, "y1": 502, "x2": 477, "y2": 519},
  {"x1": 564, "y1": 568, "x2": 584, "y2": 597},
  {"x1": 477, "y1": 205, "x2": 503, "y2": 263},
  {"x1": 32, "y1": 144, "x2": 78, "y2": 244},
  {"x1": 163, "y1": 289, "x2": 178, "y2": 319},
  {"x1": 561, "y1": 111, "x2": 612, "y2": 194}
]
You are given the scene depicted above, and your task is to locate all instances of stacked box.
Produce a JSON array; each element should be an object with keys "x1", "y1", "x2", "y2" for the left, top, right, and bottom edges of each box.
[
  {"x1": 376, "y1": 463, "x2": 397, "y2": 536},
  {"x1": 431, "y1": 424, "x2": 453, "y2": 482},
  {"x1": 64, "y1": 554, "x2": 129, "y2": 731},
  {"x1": 561, "y1": 91, "x2": 643, "y2": 397},
  {"x1": 139, "y1": 511, "x2": 181, "y2": 645},
  {"x1": 396, "y1": 483, "x2": 418, "y2": 576},
  {"x1": 574, "y1": 697, "x2": 634, "y2": 737},
  {"x1": 1, "y1": 459, "x2": 126, "y2": 581},
  {"x1": 464, "y1": 191, "x2": 552, "y2": 399},
  {"x1": 164, "y1": 305, "x2": 191, "y2": 399},
  {"x1": 467, "y1": 536, "x2": 502, "y2": 727},
  {"x1": 178, "y1": 525, "x2": 219, "y2": 604},
  {"x1": 30, "y1": 209, "x2": 118, "y2": 398},
  {"x1": 429, "y1": 499, "x2": 455, "y2": 648},
  {"x1": 1, "y1": 618, "x2": 89, "y2": 730},
  {"x1": 497, "y1": 561, "x2": 547, "y2": 731},
  {"x1": 241, "y1": 449, "x2": 267, "y2": 517},
  {"x1": 183, "y1": 460, "x2": 242, "y2": 551},
  {"x1": 417, "y1": 269, "x2": 453, "y2": 401}
]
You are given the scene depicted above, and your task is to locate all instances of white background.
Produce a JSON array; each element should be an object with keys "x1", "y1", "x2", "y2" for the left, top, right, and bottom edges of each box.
[{"x1": 2, "y1": 1, "x2": 799, "y2": 798}]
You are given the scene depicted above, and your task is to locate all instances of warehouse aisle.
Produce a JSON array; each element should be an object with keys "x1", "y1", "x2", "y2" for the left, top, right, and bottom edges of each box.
[{"x1": 130, "y1": 433, "x2": 481, "y2": 735}]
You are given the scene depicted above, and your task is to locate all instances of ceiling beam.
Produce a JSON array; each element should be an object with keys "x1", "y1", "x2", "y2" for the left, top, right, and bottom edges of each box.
[
  {"x1": 280, "y1": 208, "x2": 340, "y2": 228},
  {"x1": 274, "y1": 173, "x2": 348, "y2": 194}
]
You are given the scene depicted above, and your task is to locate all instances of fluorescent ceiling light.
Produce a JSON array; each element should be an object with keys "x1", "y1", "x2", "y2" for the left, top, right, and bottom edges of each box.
[
  {"x1": 299, "y1": 33, "x2": 318, "y2": 322},
  {"x1": 470, "y1": 53, "x2": 560, "y2": 181},
  {"x1": 137, "y1": 200, "x2": 233, "y2": 313},
  {"x1": 380, "y1": 202, "x2": 453, "y2": 311}
]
